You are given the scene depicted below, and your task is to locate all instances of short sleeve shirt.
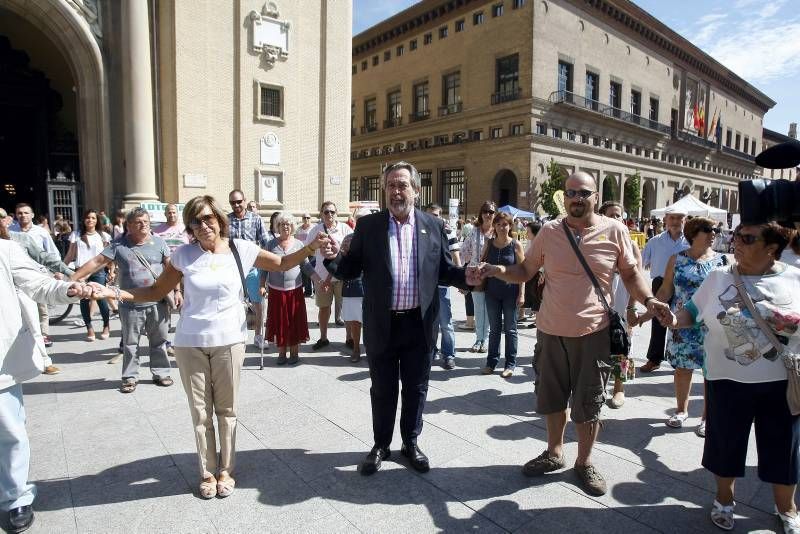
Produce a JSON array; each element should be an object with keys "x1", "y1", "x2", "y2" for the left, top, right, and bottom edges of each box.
[
  {"x1": 101, "y1": 235, "x2": 170, "y2": 308},
  {"x1": 69, "y1": 231, "x2": 109, "y2": 268},
  {"x1": 152, "y1": 222, "x2": 190, "y2": 254},
  {"x1": 685, "y1": 264, "x2": 800, "y2": 383},
  {"x1": 305, "y1": 222, "x2": 352, "y2": 281},
  {"x1": 532, "y1": 216, "x2": 637, "y2": 337},
  {"x1": 170, "y1": 239, "x2": 261, "y2": 347}
]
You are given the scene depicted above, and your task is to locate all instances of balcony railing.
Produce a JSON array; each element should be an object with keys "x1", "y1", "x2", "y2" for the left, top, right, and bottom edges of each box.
[
  {"x1": 438, "y1": 102, "x2": 463, "y2": 117},
  {"x1": 721, "y1": 145, "x2": 756, "y2": 162},
  {"x1": 408, "y1": 110, "x2": 430, "y2": 123},
  {"x1": 383, "y1": 117, "x2": 403, "y2": 129},
  {"x1": 549, "y1": 90, "x2": 671, "y2": 135},
  {"x1": 491, "y1": 89, "x2": 521, "y2": 105},
  {"x1": 360, "y1": 124, "x2": 378, "y2": 134},
  {"x1": 674, "y1": 130, "x2": 717, "y2": 149}
]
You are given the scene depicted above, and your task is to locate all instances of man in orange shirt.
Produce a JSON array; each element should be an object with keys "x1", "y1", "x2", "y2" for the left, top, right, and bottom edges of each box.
[{"x1": 478, "y1": 171, "x2": 671, "y2": 496}]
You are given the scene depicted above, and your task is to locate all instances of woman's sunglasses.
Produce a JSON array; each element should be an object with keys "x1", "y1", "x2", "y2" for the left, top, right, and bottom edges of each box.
[
  {"x1": 733, "y1": 232, "x2": 763, "y2": 245},
  {"x1": 482, "y1": 210, "x2": 495, "y2": 215}
]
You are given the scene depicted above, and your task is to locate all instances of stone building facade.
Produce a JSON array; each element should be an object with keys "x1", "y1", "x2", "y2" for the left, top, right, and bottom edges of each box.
[
  {"x1": 0, "y1": 0, "x2": 351, "y2": 223},
  {"x1": 350, "y1": 0, "x2": 775, "y2": 219}
]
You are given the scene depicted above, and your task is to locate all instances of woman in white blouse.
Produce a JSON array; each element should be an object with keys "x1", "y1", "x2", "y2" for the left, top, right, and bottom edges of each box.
[
  {"x1": 92, "y1": 196, "x2": 328, "y2": 500},
  {"x1": 64, "y1": 209, "x2": 111, "y2": 341}
]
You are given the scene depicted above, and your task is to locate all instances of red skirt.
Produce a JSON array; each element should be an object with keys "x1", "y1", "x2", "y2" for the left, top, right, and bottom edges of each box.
[{"x1": 266, "y1": 286, "x2": 310, "y2": 347}]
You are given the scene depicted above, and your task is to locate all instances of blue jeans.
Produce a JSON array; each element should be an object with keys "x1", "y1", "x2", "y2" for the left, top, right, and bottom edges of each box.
[
  {"x1": 485, "y1": 291, "x2": 518, "y2": 369},
  {"x1": 472, "y1": 291, "x2": 489, "y2": 344},
  {"x1": 436, "y1": 286, "x2": 455, "y2": 359},
  {"x1": 80, "y1": 271, "x2": 110, "y2": 330},
  {"x1": 0, "y1": 384, "x2": 35, "y2": 512}
]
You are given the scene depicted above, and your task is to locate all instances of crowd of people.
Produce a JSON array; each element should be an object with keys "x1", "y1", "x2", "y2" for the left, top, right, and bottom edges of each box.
[{"x1": 1, "y1": 163, "x2": 799, "y2": 533}]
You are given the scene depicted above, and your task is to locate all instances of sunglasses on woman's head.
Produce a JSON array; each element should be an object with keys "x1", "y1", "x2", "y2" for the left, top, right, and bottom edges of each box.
[
  {"x1": 733, "y1": 232, "x2": 763, "y2": 245},
  {"x1": 565, "y1": 189, "x2": 595, "y2": 199}
]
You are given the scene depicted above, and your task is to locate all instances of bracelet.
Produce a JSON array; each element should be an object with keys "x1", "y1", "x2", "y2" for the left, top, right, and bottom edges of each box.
[{"x1": 112, "y1": 285, "x2": 122, "y2": 303}]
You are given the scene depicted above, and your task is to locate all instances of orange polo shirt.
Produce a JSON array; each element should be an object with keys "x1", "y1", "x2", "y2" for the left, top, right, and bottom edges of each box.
[{"x1": 530, "y1": 216, "x2": 636, "y2": 338}]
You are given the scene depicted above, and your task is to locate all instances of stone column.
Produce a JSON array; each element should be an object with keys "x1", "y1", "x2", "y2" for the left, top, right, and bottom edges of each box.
[{"x1": 121, "y1": 0, "x2": 158, "y2": 204}]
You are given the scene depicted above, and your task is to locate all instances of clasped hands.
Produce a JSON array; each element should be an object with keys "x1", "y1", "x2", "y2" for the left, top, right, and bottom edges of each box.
[{"x1": 465, "y1": 262, "x2": 501, "y2": 286}]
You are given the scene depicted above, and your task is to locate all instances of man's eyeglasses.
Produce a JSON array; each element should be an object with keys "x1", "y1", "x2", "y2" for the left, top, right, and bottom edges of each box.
[
  {"x1": 229, "y1": 199, "x2": 244, "y2": 205},
  {"x1": 188, "y1": 214, "x2": 217, "y2": 228},
  {"x1": 322, "y1": 210, "x2": 336, "y2": 215},
  {"x1": 565, "y1": 189, "x2": 596, "y2": 199},
  {"x1": 733, "y1": 232, "x2": 763, "y2": 245}
]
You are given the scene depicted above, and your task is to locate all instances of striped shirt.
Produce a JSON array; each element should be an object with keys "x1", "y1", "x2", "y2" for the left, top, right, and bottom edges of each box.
[
  {"x1": 388, "y1": 210, "x2": 419, "y2": 310},
  {"x1": 228, "y1": 211, "x2": 268, "y2": 248}
]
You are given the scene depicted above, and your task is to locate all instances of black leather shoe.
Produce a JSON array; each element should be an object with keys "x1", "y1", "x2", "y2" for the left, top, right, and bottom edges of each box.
[
  {"x1": 8, "y1": 505, "x2": 34, "y2": 533},
  {"x1": 401, "y1": 443, "x2": 430, "y2": 473},
  {"x1": 359, "y1": 446, "x2": 390, "y2": 476}
]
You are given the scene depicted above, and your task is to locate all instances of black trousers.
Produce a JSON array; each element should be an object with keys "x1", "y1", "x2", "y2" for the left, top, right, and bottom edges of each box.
[
  {"x1": 645, "y1": 277, "x2": 667, "y2": 364},
  {"x1": 368, "y1": 308, "x2": 433, "y2": 448}
]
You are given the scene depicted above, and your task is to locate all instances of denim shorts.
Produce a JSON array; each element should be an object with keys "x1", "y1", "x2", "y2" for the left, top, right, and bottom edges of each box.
[{"x1": 703, "y1": 379, "x2": 800, "y2": 485}]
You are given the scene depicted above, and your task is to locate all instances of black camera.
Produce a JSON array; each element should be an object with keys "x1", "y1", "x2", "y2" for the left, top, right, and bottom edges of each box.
[{"x1": 739, "y1": 141, "x2": 800, "y2": 228}]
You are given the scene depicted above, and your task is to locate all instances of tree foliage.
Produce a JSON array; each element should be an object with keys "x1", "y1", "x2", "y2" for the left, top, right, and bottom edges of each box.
[
  {"x1": 624, "y1": 171, "x2": 642, "y2": 216},
  {"x1": 540, "y1": 159, "x2": 567, "y2": 218}
]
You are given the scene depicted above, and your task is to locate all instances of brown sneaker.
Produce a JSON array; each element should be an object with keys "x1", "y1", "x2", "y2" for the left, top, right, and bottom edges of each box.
[
  {"x1": 640, "y1": 361, "x2": 661, "y2": 373},
  {"x1": 522, "y1": 450, "x2": 566, "y2": 476},
  {"x1": 574, "y1": 464, "x2": 607, "y2": 496},
  {"x1": 43, "y1": 365, "x2": 60, "y2": 375}
]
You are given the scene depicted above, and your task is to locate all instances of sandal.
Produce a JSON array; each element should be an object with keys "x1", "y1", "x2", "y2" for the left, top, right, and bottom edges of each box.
[
  {"x1": 710, "y1": 499, "x2": 735, "y2": 531},
  {"x1": 155, "y1": 377, "x2": 174, "y2": 387},
  {"x1": 120, "y1": 381, "x2": 137, "y2": 394},
  {"x1": 469, "y1": 342, "x2": 480, "y2": 353},
  {"x1": 666, "y1": 412, "x2": 688, "y2": 428},
  {"x1": 199, "y1": 476, "x2": 217, "y2": 499},
  {"x1": 217, "y1": 472, "x2": 235, "y2": 498},
  {"x1": 696, "y1": 420, "x2": 707, "y2": 438}
]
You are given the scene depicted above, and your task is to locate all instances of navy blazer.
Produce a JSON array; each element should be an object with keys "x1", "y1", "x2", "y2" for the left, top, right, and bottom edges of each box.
[{"x1": 324, "y1": 208, "x2": 468, "y2": 356}]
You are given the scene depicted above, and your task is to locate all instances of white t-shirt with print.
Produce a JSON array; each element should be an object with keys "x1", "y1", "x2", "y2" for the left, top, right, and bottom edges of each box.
[
  {"x1": 69, "y1": 231, "x2": 110, "y2": 267},
  {"x1": 687, "y1": 264, "x2": 800, "y2": 383},
  {"x1": 170, "y1": 239, "x2": 261, "y2": 347}
]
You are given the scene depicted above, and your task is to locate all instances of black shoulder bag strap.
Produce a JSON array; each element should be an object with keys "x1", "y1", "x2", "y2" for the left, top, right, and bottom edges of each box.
[
  {"x1": 228, "y1": 238, "x2": 252, "y2": 307},
  {"x1": 561, "y1": 220, "x2": 612, "y2": 314}
]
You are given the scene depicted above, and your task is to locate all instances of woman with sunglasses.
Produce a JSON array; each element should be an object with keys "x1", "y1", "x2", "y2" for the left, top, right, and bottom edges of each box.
[
  {"x1": 91, "y1": 196, "x2": 328, "y2": 500},
  {"x1": 460, "y1": 201, "x2": 496, "y2": 352},
  {"x1": 641, "y1": 217, "x2": 727, "y2": 435},
  {"x1": 667, "y1": 222, "x2": 800, "y2": 532}
]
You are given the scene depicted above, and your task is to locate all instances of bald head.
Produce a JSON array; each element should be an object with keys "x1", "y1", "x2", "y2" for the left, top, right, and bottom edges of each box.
[{"x1": 565, "y1": 171, "x2": 597, "y2": 192}]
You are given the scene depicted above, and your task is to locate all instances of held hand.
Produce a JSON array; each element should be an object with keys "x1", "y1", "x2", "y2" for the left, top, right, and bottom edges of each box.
[
  {"x1": 173, "y1": 291, "x2": 184, "y2": 309},
  {"x1": 311, "y1": 233, "x2": 330, "y2": 252},
  {"x1": 647, "y1": 299, "x2": 673, "y2": 327},
  {"x1": 67, "y1": 282, "x2": 94, "y2": 299},
  {"x1": 626, "y1": 309, "x2": 638, "y2": 327},
  {"x1": 465, "y1": 265, "x2": 482, "y2": 286},
  {"x1": 53, "y1": 272, "x2": 64, "y2": 281},
  {"x1": 477, "y1": 262, "x2": 501, "y2": 280}
]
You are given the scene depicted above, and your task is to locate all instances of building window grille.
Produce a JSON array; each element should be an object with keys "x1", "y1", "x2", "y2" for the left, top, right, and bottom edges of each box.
[
  {"x1": 396, "y1": 45, "x2": 404, "y2": 56},
  {"x1": 536, "y1": 122, "x2": 547, "y2": 135},
  {"x1": 440, "y1": 169, "x2": 466, "y2": 212},
  {"x1": 513, "y1": 0, "x2": 526, "y2": 8},
  {"x1": 410, "y1": 39, "x2": 418, "y2": 50},
  {"x1": 260, "y1": 86, "x2": 281, "y2": 118},
  {"x1": 455, "y1": 19, "x2": 465, "y2": 32},
  {"x1": 492, "y1": 3, "x2": 504, "y2": 17},
  {"x1": 424, "y1": 33, "x2": 433, "y2": 45},
  {"x1": 511, "y1": 123, "x2": 524, "y2": 136},
  {"x1": 630, "y1": 90, "x2": 641, "y2": 117},
  {"x1": 491, "y1": 126, "x2": 503, "y2": 139},
  {"x1": 372, "y1": 55, "x2": 379, "y2": 66},
  {"x1": 419, "y1": 171, "x2": 433, "y2": 207},
  {"x1": 495, "y1": 54, "x2": 519, "y2": 102},
  {"x1": 473, "y1": 11, "x2": 485, "y2": 24}
]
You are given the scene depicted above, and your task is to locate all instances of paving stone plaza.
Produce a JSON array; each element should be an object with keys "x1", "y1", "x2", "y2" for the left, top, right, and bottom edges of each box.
[{"x1": 18, "y1": 295, "x2": 785, "y2": 533}]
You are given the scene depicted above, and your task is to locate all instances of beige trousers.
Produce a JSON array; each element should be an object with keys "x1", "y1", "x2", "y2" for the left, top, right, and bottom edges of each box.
[{"x1": 174, "y1": 343, "x2": 245, "y2": 478}]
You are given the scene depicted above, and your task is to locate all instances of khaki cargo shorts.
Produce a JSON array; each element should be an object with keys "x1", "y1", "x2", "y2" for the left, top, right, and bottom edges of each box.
[
  {"x1": 532, "y1": 327, "x2": 613, "y2": 424},
  {"x1": 314, "y1": 279, "x2": 343, "y2": 308}
]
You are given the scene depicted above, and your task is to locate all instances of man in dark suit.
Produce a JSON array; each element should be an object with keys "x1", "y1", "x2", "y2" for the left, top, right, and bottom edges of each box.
[{"x1": 323, "y1": 161, "x2": 468, "y2": 475}]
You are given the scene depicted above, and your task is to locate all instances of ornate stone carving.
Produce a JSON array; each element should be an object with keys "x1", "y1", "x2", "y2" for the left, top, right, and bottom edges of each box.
[
  {"x1": 249, "y1": 3, "x2": 290, "y2": 68},
  {"x1": 66, "y1": 0, "x2": 102, "y2": 40}
]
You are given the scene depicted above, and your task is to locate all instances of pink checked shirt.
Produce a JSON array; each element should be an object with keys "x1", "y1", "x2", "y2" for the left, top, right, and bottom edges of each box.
[{"x1": 388, "y1": 210, "x2": 419, "y2": 310}]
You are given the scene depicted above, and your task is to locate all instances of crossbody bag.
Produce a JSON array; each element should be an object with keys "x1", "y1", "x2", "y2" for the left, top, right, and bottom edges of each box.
[
  {"x1": 562, "y1": 221, "x2": 631, "y2": 356},
  {"x1": 731, "y1": 264, "x2": 800, "y2": 415},
  {"x1": 229, "y1": 238, "x2": 254, "y2": 312}
]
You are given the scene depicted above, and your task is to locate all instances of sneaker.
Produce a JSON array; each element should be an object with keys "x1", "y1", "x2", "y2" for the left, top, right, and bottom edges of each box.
[
  {"x1": 43, "y1": 336, "x2": 54, "y2": 348},
  {"x1": 253, "y1": 334, "x2": 266, "y2": 349},
  {"x1": 500, "y1": 367, "x2": 514, "y2": 378},
  {"x1": 108, "y1": 352, "x2": 123, "y2": 364},
  {"x1": 43, "y1": 365, "x2": 60, "y2": 375},
  {"x1": 455, "y1": 322, "x2": 475, "y2": 332},
  {"x1": 442, "y1": 357, "x2": 455, "y2": 370},
  {"x1": 522, "y1": 450, "x2": 566, "y2": 477},
  {"x1": 312, "y1": 338, "x2": 329, "y2": 350},
  {"x1": 335, "y1": 319, "x2": 345, "y2": 326},
  {"x1": 776, "y1": 506, "x2": 800, "y2": 534},
  {"x1": 476, "y1": 341, "x2": 487, "y2": 353},
  {"x1": 481, "y1": 367, "x2": 494, "y2": 375},
  {"x1": 574, "y1": 464, "x2": 607, "y2": 496},
  {"x1": 666, "y1": 412, "x2": 689, "y2": 428},
  {"x1": 695, "y1": 420, "x2": 707, "y2": 438},
  {"x1": 469, "y1": 342, "x2": 480, "y2": 353}
]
